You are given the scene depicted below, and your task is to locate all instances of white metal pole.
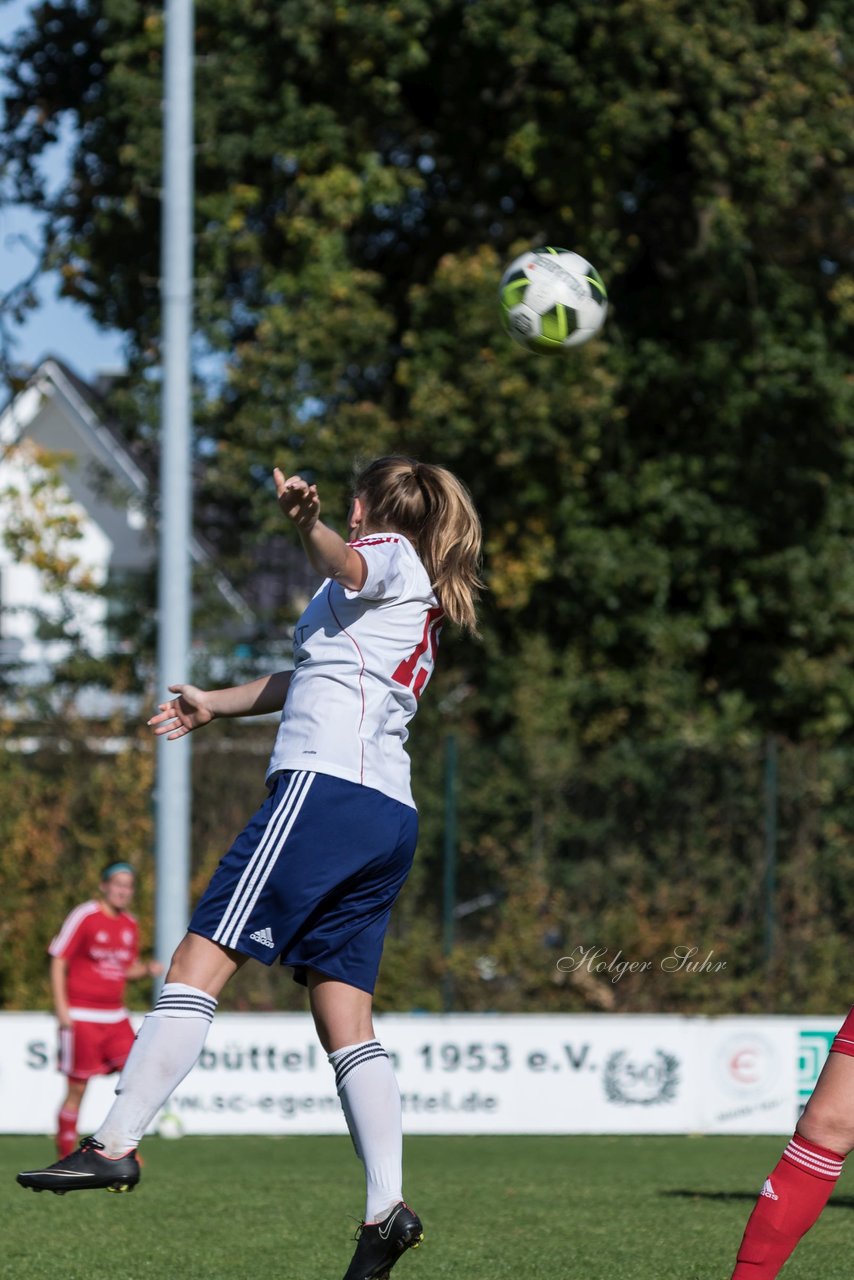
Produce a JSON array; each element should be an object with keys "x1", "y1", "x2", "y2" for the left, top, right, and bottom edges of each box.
[{"x1": 155, "y1": 0, "x2": 194, "y2": 976}]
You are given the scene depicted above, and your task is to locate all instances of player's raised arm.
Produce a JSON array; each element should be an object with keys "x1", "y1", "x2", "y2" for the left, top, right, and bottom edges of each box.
[{"x1": 273, "y1": 467, "x2": 367, "y2": 591}]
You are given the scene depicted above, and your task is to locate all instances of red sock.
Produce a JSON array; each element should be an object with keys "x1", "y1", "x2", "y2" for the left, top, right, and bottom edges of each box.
[
  {"x1": 57, "y1": 1105, "x2": 80, "y2": 1158},
  {"x1": 731, "y1": 1134, "x2": 844, "y2": 1278}
]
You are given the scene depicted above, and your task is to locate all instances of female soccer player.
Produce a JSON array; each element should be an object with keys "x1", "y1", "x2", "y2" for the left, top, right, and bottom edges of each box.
[
  {"x1": 729, "y1": 1014, "x2": 854, "y2": 1277},
  {"x1": 49, "y1": 863, "x2": 162, "y2": 1157},
  {"x1": 18, "y1": 455, "x2": 482, "y2": 1280}
]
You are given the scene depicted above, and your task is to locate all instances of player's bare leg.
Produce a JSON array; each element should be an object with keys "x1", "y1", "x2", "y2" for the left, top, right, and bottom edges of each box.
[
  {"x1": 797, "y1": 1050, "x2": 854, "y2": 1154},
  {"x1": 165, "y1": 930, "x2": 247, "y2": 995},
  {"x1": 309, "y1": 972, "x2": 424, "y2": 1280},
  {"x1": 309, "y1": 973, "x2": 375, "y2": 1052},
  {"x1": 56, "y1": 1076, "x2": 86, "y2": 1158},
  {"x1": 731, "y1": 1046, "x2": 854, "y2": 1277},
  {"x1": 18, "y1": 934, "x2": 244, "y2": 1194}
]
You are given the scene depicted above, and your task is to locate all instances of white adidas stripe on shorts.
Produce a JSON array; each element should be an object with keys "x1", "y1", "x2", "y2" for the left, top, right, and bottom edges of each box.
[{"x1": 212, "y1": 770, "x2": 315, "y2": 951}]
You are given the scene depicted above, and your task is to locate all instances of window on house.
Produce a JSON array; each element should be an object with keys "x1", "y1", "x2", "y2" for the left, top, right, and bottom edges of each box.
[{"x1": 0, "y1": 568, "x2": 24, "y2": 665}]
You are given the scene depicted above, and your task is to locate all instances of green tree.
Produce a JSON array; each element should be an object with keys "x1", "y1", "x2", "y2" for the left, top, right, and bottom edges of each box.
[
  {"x1": 3, "y1": 0, "x2": 853, "y2": 729},
  {"x1": 0, "y1": 719, "x2": 158, "y2": 1008}
]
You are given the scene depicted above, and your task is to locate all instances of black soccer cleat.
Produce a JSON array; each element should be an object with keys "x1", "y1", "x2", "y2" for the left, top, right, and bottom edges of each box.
[
  {"x1": 17, "y1": 1136, "x2": 140, "y2": 1195},
  {"x1": 342, "y1": 1201, "x2": 423, "y2": 1280}
]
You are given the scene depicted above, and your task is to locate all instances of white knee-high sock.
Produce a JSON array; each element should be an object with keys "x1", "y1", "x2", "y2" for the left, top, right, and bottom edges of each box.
[
  {"x1": 94, "y1": 983, "x2": 217, "y2": 1156},
  {"x1": 329, "y1": 1039, "x2": 403, "y2": 1222}
]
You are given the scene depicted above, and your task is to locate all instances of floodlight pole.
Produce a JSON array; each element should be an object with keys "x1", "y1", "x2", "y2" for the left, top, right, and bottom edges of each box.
[{"x1": 154, "y1": 0, "x2": 194, "y2": 980}]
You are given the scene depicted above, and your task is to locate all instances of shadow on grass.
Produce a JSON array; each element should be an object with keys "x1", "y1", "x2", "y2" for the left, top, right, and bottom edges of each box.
[{"x1": 662, "y1": 1190, "x2": 854, "y2": 1210}]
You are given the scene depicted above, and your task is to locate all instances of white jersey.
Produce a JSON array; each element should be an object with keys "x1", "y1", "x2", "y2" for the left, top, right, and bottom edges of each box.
[{"x1": 266, "y1": 533, "x2": 443, "y2": 808}]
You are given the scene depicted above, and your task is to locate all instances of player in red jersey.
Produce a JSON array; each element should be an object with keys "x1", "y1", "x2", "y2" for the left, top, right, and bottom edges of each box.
[{"x1": 49, "y1": 863, "x2": 162, "y2": 1157}]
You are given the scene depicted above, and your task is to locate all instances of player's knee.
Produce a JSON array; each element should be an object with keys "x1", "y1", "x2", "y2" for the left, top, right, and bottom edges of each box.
[
  {"x1": 163, "y1": 955, "x2": 183, "y2": 985},
  {"x1": 164, "y1": 931, "x2": 242, "y2": 996},
  {"x1": 164, "y1": 932, "x2": 198, "y2": 982},
  {"x1": 798, "y1": 1100, "x2": 854, "y2": 1156},
  {"x1": 66, "y1": 1078, "x2": 87, "y2": 1105}
]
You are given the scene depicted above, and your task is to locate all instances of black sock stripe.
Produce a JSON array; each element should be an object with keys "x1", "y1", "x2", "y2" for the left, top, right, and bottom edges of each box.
[
  {"x1": 153, "y1": 995, "x2": 217, "y2": 1021},
  {"x1": 333, "y1": 1040, "x2": 382, "y2": 1070},
  {"x1": 332, "y1": 1042, "x2": 384, "y2": 1079},
  {"x1": 335, "y1": 1048, "x2": 389, "y2": 1089},
  {"x1": 334, "y1": 1046, "x2": 389, "y2": 1090},
  {"x1": 154, "y1": 999, "x2": 216, "y2": 1014},
  {"x1": 154, "y1": 998, "x2": 216, "y2": 1008},
  {"x1": 155, "y1": 993, "x2": 217, "y2": 1007}
]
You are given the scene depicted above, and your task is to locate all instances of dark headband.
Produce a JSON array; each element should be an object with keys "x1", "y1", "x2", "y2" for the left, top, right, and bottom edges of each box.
[{"x1": 101, "y1": 861, "x2": 136, "y2": 881}]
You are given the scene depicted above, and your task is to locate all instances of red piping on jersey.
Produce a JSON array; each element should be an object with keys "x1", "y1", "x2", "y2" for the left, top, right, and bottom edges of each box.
[
  {"x1": 349, "y1": 535, "x2": 401, "y2": 547},
  {"x1": 325, "y1": 582, "x2": 367, "y2": 784},
  {"x1": 49, "y1": 901, "x2": 101, "y2": 956}
]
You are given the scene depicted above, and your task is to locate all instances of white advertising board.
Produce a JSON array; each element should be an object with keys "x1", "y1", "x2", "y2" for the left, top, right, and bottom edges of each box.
[{"x1": 0, "y1": 1012, "x2": 832, "y2": 1137}]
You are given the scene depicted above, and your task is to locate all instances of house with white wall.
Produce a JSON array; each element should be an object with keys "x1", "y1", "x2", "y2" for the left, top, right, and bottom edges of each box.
[{"x1": 0, "y1": 356, "x2": 253, "y2": 684}]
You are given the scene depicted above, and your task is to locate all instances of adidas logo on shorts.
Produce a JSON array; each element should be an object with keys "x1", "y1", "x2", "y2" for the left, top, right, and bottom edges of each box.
[{"x1": 249, "y1": 926, "x2": 275, "y2": 948}]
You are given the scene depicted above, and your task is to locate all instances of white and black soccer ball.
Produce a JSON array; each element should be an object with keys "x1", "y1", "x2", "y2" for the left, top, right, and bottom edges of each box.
[{"x1": 499, "y1": 247, "x2": 608, "y2": 354}]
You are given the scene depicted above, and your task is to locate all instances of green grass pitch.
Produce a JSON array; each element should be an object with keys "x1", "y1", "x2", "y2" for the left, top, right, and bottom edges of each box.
[{"x1": 3, "y1": 1134, "x2": 853, "y2": 1279}]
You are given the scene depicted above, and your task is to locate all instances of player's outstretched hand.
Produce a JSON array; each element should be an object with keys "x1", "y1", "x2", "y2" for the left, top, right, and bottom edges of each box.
[
  {"x1": 148, "y1": 684, "x2": 215, "y2": 739},
  {"x1": 274, "y1": 466, "x2": 320, "y2": 532}
]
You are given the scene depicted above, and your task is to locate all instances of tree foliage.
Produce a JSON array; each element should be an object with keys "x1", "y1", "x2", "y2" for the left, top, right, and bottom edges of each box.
[
  {"x1": 0, "y1": 717, "x2": 157, "y2": 1008},
  {"x1": 3, "y1": 0, "x2": 854, "y2": 1011}
]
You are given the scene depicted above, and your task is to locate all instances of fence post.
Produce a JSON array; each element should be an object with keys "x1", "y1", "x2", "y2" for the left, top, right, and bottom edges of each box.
[
  {"x1": 442, "y1": 732, "x2": 458, "y2": 1012},
  {"x1": 763, "y1": 733, "x2": 779, "y2": 978}
]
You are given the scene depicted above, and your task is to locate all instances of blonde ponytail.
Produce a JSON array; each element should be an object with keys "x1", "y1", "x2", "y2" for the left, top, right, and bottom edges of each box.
[{"x1": 353, "y1": 456, "x2": 483, "y2": 635}]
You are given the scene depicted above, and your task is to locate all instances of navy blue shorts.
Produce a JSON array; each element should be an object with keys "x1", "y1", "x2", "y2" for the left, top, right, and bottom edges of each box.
[{"x1": 188, "y1": 770, "x2": 418, "y2": 995}]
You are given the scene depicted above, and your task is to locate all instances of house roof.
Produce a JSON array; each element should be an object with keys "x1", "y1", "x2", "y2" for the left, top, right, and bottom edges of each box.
[{"x1": 1, "y1": 355, "x2": 255, "y2": 625}]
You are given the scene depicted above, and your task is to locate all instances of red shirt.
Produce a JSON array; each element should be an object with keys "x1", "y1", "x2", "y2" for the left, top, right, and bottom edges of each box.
[{"x1": 49, "y1": 902, "x2": 139, "y2": 1011}]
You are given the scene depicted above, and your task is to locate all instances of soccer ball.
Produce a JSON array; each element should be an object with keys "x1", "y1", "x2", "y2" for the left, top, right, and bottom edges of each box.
[
  {"x1": 156, "y1": 1109, "x2": 184, "y2": 1140},
  {"x1": 499, "y1": 247, "x2": 608, "y2": 354}
]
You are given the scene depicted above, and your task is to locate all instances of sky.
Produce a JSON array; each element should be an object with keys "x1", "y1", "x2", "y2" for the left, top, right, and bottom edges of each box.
[{"x1": 1, "y1": 0, "x2": 127, "y2": 381}]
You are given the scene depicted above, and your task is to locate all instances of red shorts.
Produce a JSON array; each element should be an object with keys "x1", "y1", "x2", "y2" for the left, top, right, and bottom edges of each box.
[
  {"x1": 830, "y1": 1007, "x2": 854, "y2": 1058},
  {"x1": 59, "y1": 1018, "x2": 136, "y2": 1081}
]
